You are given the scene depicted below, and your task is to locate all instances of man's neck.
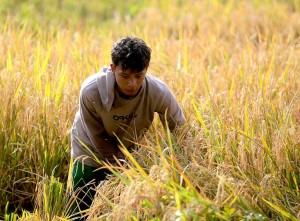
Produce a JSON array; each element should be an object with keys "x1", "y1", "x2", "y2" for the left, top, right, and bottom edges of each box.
[{"x1": 116, "y1": 86, "x2": 142, "y2": 100}]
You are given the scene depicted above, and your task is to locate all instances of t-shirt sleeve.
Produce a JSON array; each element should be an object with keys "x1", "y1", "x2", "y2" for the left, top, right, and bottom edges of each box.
[
  {"x1": 156, "y1": 85, "x2": 185, "y2": 131},
  {"x1": 79, "y1": 88, "x2": 119, "y2": 162}
]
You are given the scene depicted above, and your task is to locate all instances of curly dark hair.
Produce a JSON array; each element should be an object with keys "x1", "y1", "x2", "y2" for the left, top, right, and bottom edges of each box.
[{"x1": 111, "y1": 37, "x2": 151, "y2": 72}]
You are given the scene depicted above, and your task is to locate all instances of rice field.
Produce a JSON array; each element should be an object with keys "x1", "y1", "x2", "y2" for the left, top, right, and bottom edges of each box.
[{"x1": 0, "y1": 0, "x2": 300, "y2": 220}]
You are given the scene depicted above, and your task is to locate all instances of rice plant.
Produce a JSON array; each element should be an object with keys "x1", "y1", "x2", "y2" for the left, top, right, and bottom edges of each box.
[{"x1": 0, "y1": 0, "x2": 299, "y2": 220}]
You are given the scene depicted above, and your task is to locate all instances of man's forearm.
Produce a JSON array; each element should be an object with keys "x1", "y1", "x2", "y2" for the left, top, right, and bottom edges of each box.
[{"x1": 93, "y1": 134, "x2": 123, "y2": 163}]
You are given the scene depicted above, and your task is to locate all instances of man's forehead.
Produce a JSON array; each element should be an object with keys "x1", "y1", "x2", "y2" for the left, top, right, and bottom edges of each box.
[{"x1": 116, "y1": 66, "x2": 147, "y2": 74}]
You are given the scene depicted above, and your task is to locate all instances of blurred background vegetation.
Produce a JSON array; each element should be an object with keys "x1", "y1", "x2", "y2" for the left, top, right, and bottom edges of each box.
[
  {"x1": 1, "y1": 0, "x2": 299, "y2": 30},
  {"x1": 0, "y1": 0, "x2": 300, "y2": 220}
]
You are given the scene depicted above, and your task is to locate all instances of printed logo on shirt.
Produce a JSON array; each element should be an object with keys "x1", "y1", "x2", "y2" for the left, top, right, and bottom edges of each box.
[{"x1": 113, "y1": 112, "x2": 137, "y2": 121}]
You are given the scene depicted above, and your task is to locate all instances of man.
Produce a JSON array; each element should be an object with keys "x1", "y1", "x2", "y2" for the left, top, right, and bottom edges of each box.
[{"x1": 69, "y1": 36, "x2": 185, "y2": 220}]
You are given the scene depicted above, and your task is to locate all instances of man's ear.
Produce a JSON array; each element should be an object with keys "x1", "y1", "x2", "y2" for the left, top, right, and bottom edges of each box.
[{"x1": 110, "y1": 64, "x2": 116, "y2": 72}]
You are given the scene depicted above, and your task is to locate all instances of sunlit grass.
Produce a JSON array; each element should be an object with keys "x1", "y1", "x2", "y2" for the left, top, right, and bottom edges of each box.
[{"x1": 0, "y1": 0, "x2": 300, "y2": 220}]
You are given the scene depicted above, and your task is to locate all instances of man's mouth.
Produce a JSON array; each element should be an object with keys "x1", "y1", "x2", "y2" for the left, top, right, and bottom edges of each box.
[{"x1": 125, "y1": 89, "x2": 136, "y2": 94}]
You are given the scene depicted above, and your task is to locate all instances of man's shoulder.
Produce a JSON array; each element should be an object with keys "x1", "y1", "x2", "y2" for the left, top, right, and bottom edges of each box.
[
  {"x1": 81, "y1": 73, "x2": 99, "y2": 93},
  {"x1": 81, "y1": 67, "x2": 110, "y2": 93},
  {"x1": 144, "y1": 74, "x2": 175, "y2": 104},
  {"x1": 145, "y1": 74, "x2": 169, "y2": 91}
]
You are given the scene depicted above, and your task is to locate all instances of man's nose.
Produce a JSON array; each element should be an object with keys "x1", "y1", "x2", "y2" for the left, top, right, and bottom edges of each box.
[{"x1": 128, "y1": 78, "x2": 137, "y2": 88}]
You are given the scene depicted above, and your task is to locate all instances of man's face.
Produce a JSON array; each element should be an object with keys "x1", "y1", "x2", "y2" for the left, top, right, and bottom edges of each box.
[{"x1": 111, "y1": 64, "x2": 147, "y2": 98}]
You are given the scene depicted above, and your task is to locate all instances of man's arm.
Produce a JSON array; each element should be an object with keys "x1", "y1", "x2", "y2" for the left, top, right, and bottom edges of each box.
[{"x1": 157, "y1": 86, "x2": 185, "y2": 131}]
